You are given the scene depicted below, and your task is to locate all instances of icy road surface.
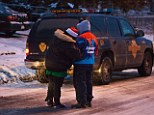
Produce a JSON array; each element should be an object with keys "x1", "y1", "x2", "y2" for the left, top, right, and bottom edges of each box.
[{"x1": 1, "y1": 72, "x2": 154, "y2": 115}]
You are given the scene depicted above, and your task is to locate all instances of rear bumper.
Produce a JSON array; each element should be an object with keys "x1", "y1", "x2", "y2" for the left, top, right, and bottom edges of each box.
[
  {"x1": 9, "y1": 21, "x2": 33, "y2": 31},
  {"x1": 0, "y1": 21, "x2": 33, "y2": 31},
  {"x1": 24, "y1": 59, "x2": 45, "y2": 69}
]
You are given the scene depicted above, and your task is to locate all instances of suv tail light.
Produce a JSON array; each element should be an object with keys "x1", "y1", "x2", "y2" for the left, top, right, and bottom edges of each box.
[
  {"x1": 26, "y1": 48, "x2": 29, "y2": 56},
  {"x1": 7, "y1": 15, "x2": 18, "y2": 21},
  {"x1": 26, "y1": 42, "x2": 29, "y2": 56}
]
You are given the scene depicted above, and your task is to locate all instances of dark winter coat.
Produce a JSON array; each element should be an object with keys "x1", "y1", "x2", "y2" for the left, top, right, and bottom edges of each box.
[{"x1": 45, "y1": 29, "x2": 81, "y2": 72}]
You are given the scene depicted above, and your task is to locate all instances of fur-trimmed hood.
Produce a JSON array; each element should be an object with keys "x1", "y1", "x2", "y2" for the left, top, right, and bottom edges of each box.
[{"x1": 54, "y1": 29, "x2": 76, "y2": 43}]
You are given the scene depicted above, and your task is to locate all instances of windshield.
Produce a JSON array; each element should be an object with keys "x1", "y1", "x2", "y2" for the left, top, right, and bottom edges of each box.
[{"x1": 35, "y1": 18, "x2": 79, "y2": 38}]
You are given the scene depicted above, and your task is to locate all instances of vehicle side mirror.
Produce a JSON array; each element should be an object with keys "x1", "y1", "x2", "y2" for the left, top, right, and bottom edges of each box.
[{"x1": 136, "y1": 30, "x2": 144, "y2": 37}]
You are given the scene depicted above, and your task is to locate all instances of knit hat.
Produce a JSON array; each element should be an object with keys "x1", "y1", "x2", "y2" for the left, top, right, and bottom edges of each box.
[
  {"x1": 77, "y1": 20, "x2": 91, "y2": 34},
  {"x1": 66, "y1": 27, "x2": 78, "y2": 38}
]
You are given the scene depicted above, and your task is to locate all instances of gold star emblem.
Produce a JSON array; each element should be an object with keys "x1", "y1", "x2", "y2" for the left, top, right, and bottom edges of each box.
[
  {"x1": 99, "y1": 39, "x2": 104, "y2": 46},
  {"x1": 39, "y1": 42, "x2": 47, "y2": 52},
  {"x1": 128, "y1": 40, "x2": 140, "y2": 59}
]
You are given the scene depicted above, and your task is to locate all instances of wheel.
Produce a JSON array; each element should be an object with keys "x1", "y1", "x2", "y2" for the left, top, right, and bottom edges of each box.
[
  {"x1": 36, "y1": 69, "x2": 49, "y2": 83},
  {"x1": 95, "y1": 57, "x2": 112, "y2": 85},
  {"x1": 138, "y1": 52, "x2": 153, "y2": 76},
  {"x1": 5, "y1": 31, "x2": 16, "y2": 37}
]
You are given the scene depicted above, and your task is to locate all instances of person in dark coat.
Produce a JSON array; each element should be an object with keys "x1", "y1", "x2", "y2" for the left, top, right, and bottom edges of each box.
[
  {"x1": 72, "y1": 20, "x2": 98, "y2": 108},
  {"x1": 45, "y1": 27, "x2": 81, "y2": 108}
]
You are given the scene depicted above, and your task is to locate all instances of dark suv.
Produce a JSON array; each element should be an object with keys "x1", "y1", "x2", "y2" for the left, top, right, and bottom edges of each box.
[
  {"x1": 0, "y1": 2, "x2": 32, "y2": 36},
  {"x1": 25, "y1": 13, "x2": 153, "y2": 84}
]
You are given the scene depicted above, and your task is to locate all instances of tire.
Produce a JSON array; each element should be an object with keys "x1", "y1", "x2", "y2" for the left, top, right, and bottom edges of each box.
[
  {"x1": 138, "y1": 52, "x2": 153, "y2": 76},
  {"x1": 36, "y1": 69, "x2": 49, "y2": 83},
  {"x1": 95, "y1": 57, "x2": 113, "y2": 85}
]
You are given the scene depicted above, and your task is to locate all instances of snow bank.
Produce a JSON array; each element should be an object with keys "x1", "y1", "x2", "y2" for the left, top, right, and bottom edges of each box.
[
  {"x1": 0, "y1": 66, "x2": 35, "y2": 84},
  {"x1": 0, "y1": 30, "x2": 36, "y2": 85}
]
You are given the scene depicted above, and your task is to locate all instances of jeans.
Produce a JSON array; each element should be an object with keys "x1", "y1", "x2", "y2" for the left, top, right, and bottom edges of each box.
[
  {"x1": 73, "y1": 64, "x2": 93, "y2": 105},
  {"x1": 46, "y1": 76, "x2": 64, "y2": 105}
]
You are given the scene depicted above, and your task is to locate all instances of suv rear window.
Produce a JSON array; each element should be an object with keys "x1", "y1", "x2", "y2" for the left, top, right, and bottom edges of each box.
[{"x1": 35, "y1": 18, "x2": 79, "y2": 38}]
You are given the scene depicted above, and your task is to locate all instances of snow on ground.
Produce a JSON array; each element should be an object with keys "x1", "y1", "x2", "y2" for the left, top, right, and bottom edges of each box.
[
  {"x1": 0, "y1": 29, "x2": 153, "y2": 85},
  {"x1": 0, "y1": 30, "x2": 36, "y2": 85},
  {"x1": 145, "y1": 34, "x2": 154, "y2": 41}
]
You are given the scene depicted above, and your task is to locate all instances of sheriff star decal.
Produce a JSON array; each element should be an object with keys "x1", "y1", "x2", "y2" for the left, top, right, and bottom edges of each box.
[
  {"x1": 39, "y1": 42, "x2": 47, "y2": 52},
  {"x1": 99, "y1": 39, "x2": 104, "y2": 46},
  {"x1": 128, "y1": 40, "x2": 140, "y2": 59}
]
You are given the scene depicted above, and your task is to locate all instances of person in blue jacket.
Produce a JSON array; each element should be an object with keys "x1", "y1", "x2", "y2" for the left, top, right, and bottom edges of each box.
[{"x1": 72, "y1": 20, "x2": 98, "y2": 108}]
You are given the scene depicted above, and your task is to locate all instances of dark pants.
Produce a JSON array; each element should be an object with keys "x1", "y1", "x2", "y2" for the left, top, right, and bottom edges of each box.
[
  {"x1": 73, "y1": 64, "x2": 93, "y2": 105},
  {"x1": 46, "y1": 76, "x2": 64, "y2": 105}
]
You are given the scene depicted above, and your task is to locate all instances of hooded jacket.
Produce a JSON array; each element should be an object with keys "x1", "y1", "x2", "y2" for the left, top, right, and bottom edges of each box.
[
  {"x1": 45, "y1": 29, "x2": 81, "y2": 71},
  {"x1": 74, "y1": 20, "x2": 98, "y2": 65}
]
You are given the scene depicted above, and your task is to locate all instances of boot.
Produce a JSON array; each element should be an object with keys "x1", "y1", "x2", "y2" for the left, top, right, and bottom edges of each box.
[
  {"x1": 47, "y1": 99, "x2": 54, "y2": 107},
  {"x1": 86, "y1": 102, "x2": 92, "y2": 107},
  {"x1": 45, "y1": 97, "x2": 54, "y2": 107},
  {"x1": 54, "y1": 98, "x2": 65, "y2": 108},
  {"x1": 71, "y1": 103, "x2": 86, "y2": 109}
]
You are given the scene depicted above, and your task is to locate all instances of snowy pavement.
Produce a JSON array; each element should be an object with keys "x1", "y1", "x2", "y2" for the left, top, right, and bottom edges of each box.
[{"x1": 1, "y1": 75, "x2": 154, "y2": 115}]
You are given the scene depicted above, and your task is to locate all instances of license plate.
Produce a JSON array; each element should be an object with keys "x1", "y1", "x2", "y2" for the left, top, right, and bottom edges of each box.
[{"x1": 21, "y1": 25, "x2": 25, "y2": 29}]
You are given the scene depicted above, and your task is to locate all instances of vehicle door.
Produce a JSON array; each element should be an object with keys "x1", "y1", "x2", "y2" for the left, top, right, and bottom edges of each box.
[
  {"x1": 90, "y1": 16, "x2": 127, "y2": 69},
  {"x1": 118, "y1": 19, "x2": 142, "y2": 67},
  {"x1": 106, "y1": 17, "x2": 127, "y2": 69}
]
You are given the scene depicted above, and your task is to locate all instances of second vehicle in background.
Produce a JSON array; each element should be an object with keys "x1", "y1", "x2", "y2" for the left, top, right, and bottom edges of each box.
[{"x1": 0, "y1": 2, "x2": 33, "y2": 36}]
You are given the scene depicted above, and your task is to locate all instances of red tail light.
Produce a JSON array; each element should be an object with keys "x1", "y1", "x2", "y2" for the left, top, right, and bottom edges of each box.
[
  {"x1": 26, "y1": 42, "x2": 29, "y2": 56},
  {"x1": 7, "y1": 15, "x2": 18, "y2": 21},
  {"x1": 26, "y1": 48, "x2": 29, "y2": 56}
]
